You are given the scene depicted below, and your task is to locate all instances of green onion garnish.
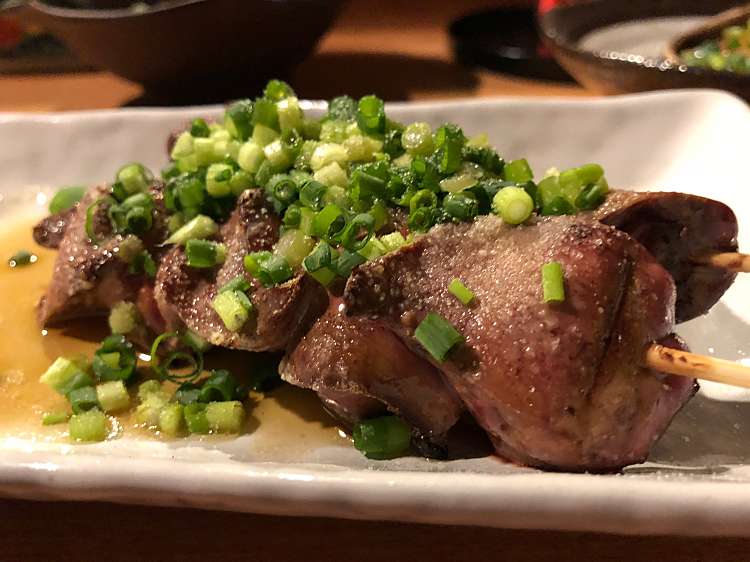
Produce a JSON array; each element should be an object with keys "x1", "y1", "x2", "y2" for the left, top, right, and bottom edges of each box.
[
  {"x1": 49, "y1": 185, "x2": 86, "y2": 214},
  {"x1": 92, "y1": 334, "x2": 137, "y2": 382},
  {"x1": 243, "y1": 251, "x2": 293, "y2": 287},
  {"x1": 219, "y1": 275, "x2": 251, "y2": 294},
  {"x1": 116, "y1": 163, "x2": 153, "y2": 195},
  {"x1": 356, "y1": 95, "x2": 386, "y2": 136},
  {"x1": 183, "y1": 403, "x2": 210, "y2": 434},
  {"x1": 164, "y1": 214, "x2": 218, "y2": 245},
  {"x1": 8, "y1": 250, "x2": 36, "y2": 268},
  {"x1": 448, "y1": 278, "x2": 475, "y2": 306},
  {"x1": 185, "y1": 239, "x2": 227, "y2": 269},
  {"x1": 42, "y1": 411, "x2": 70, "y2": 426},
  {"x1": 68, "y1": 408, "x2": 107, "y2": 442},
  {"x1": 353, "y1": 416, "x2": 411, "y2": 459},
  {"x1": 492, "y1": 186, "x2": 534, "y2": 225},
  {"x1": 198, "y1": 370, "x2": 239, "y2": 403},
  {"x1": 67, "y1": 386, "x2": 99, "y2": 415},
  {"x1": 414, "y1": 312, "x2": 465, "y2": 362},
  {"x1": 149, "y1": 332, "x2": 205, "y2": 382},
  {"x1": 174, "y1": 382, "x2": 201, "y2": 405},
  {"x1": 211, "y1": 291, "x2": 252, "y2": 333},
  {"x1": 541, "y1": 261, "x2": 566, "y2": 303},
  {"x1": 224, "y1": 99, "x2": 254, "y2": 140},
  {"x1": 85, "y1": 197, "x2": 111, "y2": 244},
  {"x1": 190, "y1": 118, "x2": 211, "y2": 138}
]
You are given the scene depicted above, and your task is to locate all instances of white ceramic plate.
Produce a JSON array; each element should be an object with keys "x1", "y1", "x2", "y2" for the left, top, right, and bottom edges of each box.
[{"x1": 2, "y1": 90, "x2": 750, "y2": 536}]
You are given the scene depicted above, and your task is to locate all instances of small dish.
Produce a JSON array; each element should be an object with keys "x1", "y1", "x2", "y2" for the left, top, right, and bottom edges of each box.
[{"x1": 539, "y1": 0, "x2": 750, "y2": 101}]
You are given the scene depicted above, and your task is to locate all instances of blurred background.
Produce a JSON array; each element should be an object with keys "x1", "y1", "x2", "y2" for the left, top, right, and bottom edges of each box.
[{"x1": 1, "y1": 0, "x2": 748, "y2": 110}]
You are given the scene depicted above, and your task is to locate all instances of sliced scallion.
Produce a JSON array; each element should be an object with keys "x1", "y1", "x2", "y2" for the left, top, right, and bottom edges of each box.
[
  {"x1": 414, "y1": 312, "x2": 465, "y2": 362},
  {"x1": 541, "y1": 261, "x2": 565, "y2": 303}
]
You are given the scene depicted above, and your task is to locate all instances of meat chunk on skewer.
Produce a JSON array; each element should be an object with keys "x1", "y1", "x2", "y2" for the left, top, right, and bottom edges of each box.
[
  {"x1": 591, "y1": 190, "x2": 738, "y2": 322},
  {"x1": 345, "y1": 216, "x2": 696, "y2": 471},
  {"x1": 280, "y1": 298, "x2": 464, "y2": 438},
  {"x1": 37, "y1": 184, "x2": 168, "y2": 327},
  {"x1": 154, "y1": 189, "x2": 327, "y2": 352}
]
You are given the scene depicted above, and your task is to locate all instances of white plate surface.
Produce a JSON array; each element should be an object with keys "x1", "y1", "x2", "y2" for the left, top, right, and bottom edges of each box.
[{"x1": 2, "y1": 91, "x2": 750, "y2": 536}]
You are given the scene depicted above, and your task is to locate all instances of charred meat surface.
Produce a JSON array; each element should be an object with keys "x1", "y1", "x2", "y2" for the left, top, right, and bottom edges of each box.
[
  {"x1": 33, "y1": 208, "x2": 74, "y2": 249},
  {"x1": 280, "y1": 298, "x2": 463, "y2": 438},
  {"x1": 37, "y1": 184, "x2": 167, "y2": 327},
  {"x1": 592, "y1": 190, "x2": 738, "y2": 322},
  {"x1": 345, "y1": 215, "x2": 696, "y2": 472},
  {"x1": 154, "y1": 189, "x2": 327, "y2": 351}
]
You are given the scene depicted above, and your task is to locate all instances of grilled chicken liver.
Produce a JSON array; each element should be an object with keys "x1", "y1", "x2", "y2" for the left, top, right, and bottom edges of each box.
[
  {"x1": 592, "y1": 190, "x2": 738, "y2": 322},
  {"x1": 154, "y1": 189, "x2": 327, "y2": 352},
  {"x1": 280, "y1": 298, "x2": 463, "y2": 438},
  {"x1": 33, "y1": 208, "x2": 74, "y2": 249},
  {"x1": 37, "y1": 184, "x2": 167, "y2": 327},
  {"x1": 345, "y1": 216, "x2": 696, "y2": 471}
]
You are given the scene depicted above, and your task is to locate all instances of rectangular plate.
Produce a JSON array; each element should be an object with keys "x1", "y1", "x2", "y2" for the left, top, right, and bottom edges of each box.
[{"x1": 2, "y1": 90, "x2": 750, "y2": 536}]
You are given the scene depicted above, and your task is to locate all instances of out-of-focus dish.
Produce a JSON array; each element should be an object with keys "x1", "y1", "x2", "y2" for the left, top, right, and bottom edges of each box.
[{"x1": 539, "y1": 0, "x2": 750, "y2": 101}]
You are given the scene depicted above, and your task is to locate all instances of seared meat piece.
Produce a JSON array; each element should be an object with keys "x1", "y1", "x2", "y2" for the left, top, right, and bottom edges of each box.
[
  {"x1": 154, "y1": 189, "x2": 327, "y2": 352},
  {"x1": 345, "y1": 216, "x2": 696, "y2": 471},
  {"x1": 592, "y1": 190, "x2": 738, "y2": 322},
  {"x1": 316, "y1": 388, "x2": 386, "y2": 429},
  {"x1": 33, "y1": 208, "x2": 74, "y2": 249},
  {"x1": 37, "y1": 184, "x2": 168, "y2": 327},
  {"x1": 280, "y1": 298, "x2": 463, "y2": 438}
]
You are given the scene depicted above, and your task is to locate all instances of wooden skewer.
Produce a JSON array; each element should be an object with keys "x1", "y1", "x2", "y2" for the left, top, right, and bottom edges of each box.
[
  {"x1": 698, "y1": 252, "x2": 750, "y2": 273},
  {"x1": 646, "y1": 344, "x2": 750, "y2": 389}
]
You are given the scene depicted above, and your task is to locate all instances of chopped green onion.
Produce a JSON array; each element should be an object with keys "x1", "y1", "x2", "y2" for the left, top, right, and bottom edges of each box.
[
  {"x1": 263, "y1": 139, "x2": 295, "y2": 169},
  {"x1": 185, "y1": 239, "x2": 227, "y2": 268},
  {"x1": 40, "y1": 357, "x2": 90, "y2": 395},
  {"x1": 311, "y1": 204, "x2": 346, "y2": 240},
  {"x1": 336, "y1": 213, "x2": 375, "y2": 251},
  {"x1": 158, "y1": 402, "x2": 184, "y2": 436},
  {"x1": 414, "y1": 312, "x2": 465, "y2": 362},
  {"x1": 237, "y1": 140, "x2": 265, "y2": 173},
  {"x1": 401, "y1": 122, "x2": 434, "y2": 156},
  {"x1": 95, "y1": 380, "x2": 130, "y2": 413},
  {"x1": 379, "y1": 231, "x2": 407, "y2": 253},
  {"x1": 303, "y1": 241, "x2": 333, "y2": 273},
  {"x1": 541, "y1": 261, "x2": 565, "y2": 303},
  {"x1": 164, "y1": 215, "x2": 218, "y2": 245},
  {"x1": 492, "y1": 187, "x2": 534, "y2": 225},
  {"x1": 49, "y1": 186, "x2": 86, "y2": 214},
  {"x1": 243, "y1": 251, "x2": 294, "y2": 287},
  {"x1": 448, "y1": 278, "x2": 475, "y2": 306},
  {"x1": 252, "y1": 98, "x2": 280, "y2": 131},
  {"x1": 137, "y1": 379, "x2": 163, "y2": 401},
  {"x1": 42, "y1": 411, "x2": 69, "y2": 426},
  {"x1": 264, "y1": 79, "x2": 295, "y2": 101},
  {"x1": 299, "y1": 179, "x2": 328, "y2": 210},
  {"x1": 116, "y1": 163, "x2": 153, "y2": 195},
  {"x1": 266, "y1": 174, "x2": 298, "y2": 211},
  {"x1": 149, "y1": 332, "x2": 204, "y2": 382},
  {"x1": 181, "y1": 330, "x2": 212, "y2": 353},
  {"x1": 85, "y1": 197, "x2": 111, "y2": 244},
  {"x1": 327, "y1": 95, "x2": 357, "y2": 121},
  {"x1": 212, "y1": 291, "x2": 252, "y2": 332},
  {"x1": 183, "y1": 403, "x2": 210, "y2": 434},
  {"x1": 353, "y1": 416, "x2": 411, "y2": 459},
  {"x1": 575, "y1": 183, "x2": 608, "y2": 210},
  {"x1": 503, "y1": 159, "x2": 534, "y2": 183},
  {"x1": 313, "y1": 161, "x2": 348, "y2": 187},
  {"x1": 69, "y1": 408, "x2": 107, "y2": 442},
  {"x1": 190, "y1": 118, "x2": 211, "y2": 138},
  {"x1": 274, "y1": 228, "x2": 315, "y2": 268},
  {"x1": 277, "y1": 96, "x2": 303, "y2": 132},
  {"x1": 108, "y1": 301, "x2": 139, "y2": 335},
  {"x1": 219, "y1": 275, "x2": 251, "y2": 294},
  {"x1": 434, "y1": 124, "x2": 465, "y2": 174},
  {"x1": 540, "y1": 196, "x2": 574, "y2": 216},
  {"x1": 173, "y1": 382, "x2": 201, "y2": 405},
  {"x1": 199, "y1": 370, "x2": 239, "y2": 403},
  {"x1": 332, "y1": 249, "x2": 366, "y2": 278},
  {"x1": 206, "y1": 163, "x2": 234, "y2": 197},
  {"x1": 8, "y1": 249, "x2": 36, "y2": 268},
  {"x1": 205, "y1": 401, "x2": 245, "y2": 433},
  {"x1": 67, "y1": 386, "x2": 99, "y2": 414},
  {"x1": 116, "y1": 236, "x2": 144, "y2": 264},
  {"x1": 443, "y1": 192, "x2": 479, "y2": 221},
  {"x1": 224, "y1": 99, "x2": 254, "y2": 140},
  {"x1": 310, "y1": 143, "x2": 349, "y2": 171},
  {"x1": 92, "y1": 335, "x2": 136, "y2": 382}
]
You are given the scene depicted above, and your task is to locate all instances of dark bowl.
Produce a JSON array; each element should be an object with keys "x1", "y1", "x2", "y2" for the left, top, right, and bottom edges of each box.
[
  {"x1": 538, "y1": 0, "x2": 750, "y2": 101},
  {"x1": 17, "y1": 0, "x2": 344, "y2": 100}
]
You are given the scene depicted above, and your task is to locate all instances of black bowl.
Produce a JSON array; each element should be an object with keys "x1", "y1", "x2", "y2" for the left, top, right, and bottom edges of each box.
[
  {"x1": 539, "y1": 0, "x2": 750, "y2": 101},
  {"x1": 17, "y1": 0, "x2": 344, "y2": 101}
]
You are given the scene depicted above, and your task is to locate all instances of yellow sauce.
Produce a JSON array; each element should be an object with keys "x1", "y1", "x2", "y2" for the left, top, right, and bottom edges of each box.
[{"x1": 0, "y1": 211, "x2": 347, "y2": 453}]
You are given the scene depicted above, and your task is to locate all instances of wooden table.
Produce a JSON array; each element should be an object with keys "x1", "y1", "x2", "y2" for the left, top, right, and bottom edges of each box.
[{"x1": 1, "y1": 1, "x2": 746, "y2": 559}]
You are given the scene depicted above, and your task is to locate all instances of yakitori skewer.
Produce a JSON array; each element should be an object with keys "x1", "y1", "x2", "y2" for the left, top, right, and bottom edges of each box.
[
  {"x1": 699, "y1": 252, "x2": 750, "y2": 274},
  {"x1": 646, "y1": 344, "x2": 750, "y2": 389}
]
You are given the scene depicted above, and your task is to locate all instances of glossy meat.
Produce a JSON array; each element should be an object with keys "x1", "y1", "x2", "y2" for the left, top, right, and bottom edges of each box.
[
  {"x1": 33, "y1": 208, "x2": 74, "y2": 249},
  {"x1": 37, "y1": 184, "x2": 167, "y2": 327},
  {"x1": 345, "y1": 215, "x2": 696, "y2": 471},
  {"x1": 154, "y1": 189, "x2": 327, "y2": 352},
  {"x1": 592, "y1": 190, "x2": 738, "y2": 322},
  {"x1": 280, "y1": 298, "x2": 463, "y2": 437}
]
